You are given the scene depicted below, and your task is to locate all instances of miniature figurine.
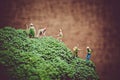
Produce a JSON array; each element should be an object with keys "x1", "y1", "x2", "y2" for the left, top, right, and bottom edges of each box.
[
  {"x1": 86, "y1": 46, "x2": 92, "y2": 60},
  {"x1": 73, "y1": 46, "x2": 81, "y2": 58},
  {"x1": 27, "y1": 23, "x2": 36, "y2": 38},
  {"x1": 57, "y1": 29, "x2": 63, "y2": 41},
  {"x1": 37, "y1": 27, "x2": 47, "y2": 37}
]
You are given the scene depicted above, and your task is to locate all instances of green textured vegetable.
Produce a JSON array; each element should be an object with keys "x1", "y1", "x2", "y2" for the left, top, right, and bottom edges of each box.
[{"x1": 0, "y1": 27, "x2": 99, "y2": 80}]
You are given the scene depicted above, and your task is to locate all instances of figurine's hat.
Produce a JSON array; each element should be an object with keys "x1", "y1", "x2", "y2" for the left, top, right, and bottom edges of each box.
[
  {"x1": 30, "y1": 23, "x2": 34, "y2": 26},
  {"x1": 86, "y1": 46, "x2": 90, "y2": 49}
]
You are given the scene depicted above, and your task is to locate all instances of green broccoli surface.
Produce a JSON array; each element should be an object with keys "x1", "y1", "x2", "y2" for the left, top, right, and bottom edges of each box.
[{"x1": 0, "y1": 27, "x2": 99, "y2": 80}]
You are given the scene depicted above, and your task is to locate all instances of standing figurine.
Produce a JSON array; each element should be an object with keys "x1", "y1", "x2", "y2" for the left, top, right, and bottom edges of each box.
[
  {"x1": 73, "y1": 46, "x2": 81, "y2": 58},
  {"x1": 37, "y1": 27, "x2": 47, "y2": 37},
  {"x1": 27, "y1": 23, "x2": 36, "y2": 38},
  {"x1": 86, "y1": 46, "x2": 92, "y2": 60},
  {"x1": 57, "y1": 29, "x2": 63, "y2": 41}
]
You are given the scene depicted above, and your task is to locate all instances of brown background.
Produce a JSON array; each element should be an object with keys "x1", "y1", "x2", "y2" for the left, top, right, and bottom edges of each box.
[{"x1": 0, "y1": 0, "x2": 120, "y2": 80}]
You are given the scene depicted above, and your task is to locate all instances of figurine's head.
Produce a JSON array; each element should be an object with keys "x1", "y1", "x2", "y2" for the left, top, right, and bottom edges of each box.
[
  {"x1": 86, "y1": 46, "x2": 92, "y2": 53},
  {"x1": 73, "y1": 46, "x2": 77, "y2": 51},
  {"x1": 60, "y1": 29, "x2": 62, "y2": 32},
  {"x1": 86, "y1": 46, "x2": 90, "y2": 49},
  {"x1": 30, "y1": 23, "x2": 34, "y2": 26}
]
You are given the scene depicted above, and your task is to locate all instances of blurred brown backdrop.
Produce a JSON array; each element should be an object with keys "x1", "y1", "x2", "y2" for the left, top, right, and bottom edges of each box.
[{"x1": 0, "y1": 0, "x2": 120, "y2": 80}]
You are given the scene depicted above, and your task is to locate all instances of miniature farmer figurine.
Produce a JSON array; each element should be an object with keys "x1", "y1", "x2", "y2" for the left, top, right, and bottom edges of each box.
[
  {"x1": 73, "y1": 46, "x2": 81, "y2": 57},
  {"x1": 86, "y1": 46, "x2": 92, "y2": 60},
  {"x1": 28, "y1": 23, "x2": 36, "y2": 38},
  {"x1": 57, "y1": 29, "x2": 63, "y2": 41},
  {"x1": 37, "y1": 27, "x2": 47, "y2": 37}
]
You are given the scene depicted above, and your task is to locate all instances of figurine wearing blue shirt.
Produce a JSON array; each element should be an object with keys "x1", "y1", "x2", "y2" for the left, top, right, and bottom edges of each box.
[{"x1": 86, "y1": 46, "x2": 92, "y2": 60}]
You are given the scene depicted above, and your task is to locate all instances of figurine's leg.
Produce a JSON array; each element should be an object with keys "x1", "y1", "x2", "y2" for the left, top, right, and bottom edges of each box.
[
  {"x1": 88, "y1": 54, "x2": 91, "y2": 60},
  {"x1": 75, "y1": 52, "x2": 78, "y2": 57},
  {"x1": 86, "y1": 54, "x2": 91, "y2": 60},
  {"x1": 57, "y1": 37, "x2": 60, "y2": 41},
  {"x1": 73, "y1": 52, "x2": 77, "y2": 58},
  {"x1": 43, "y1": 32, "x2": 46, "y2": 36},
  {"x1": 86, "y1": 54, "x2": 88, "y2": 60},
  {"x1": 60, "y1": 38, "x2": 62, "y2": 41}
]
